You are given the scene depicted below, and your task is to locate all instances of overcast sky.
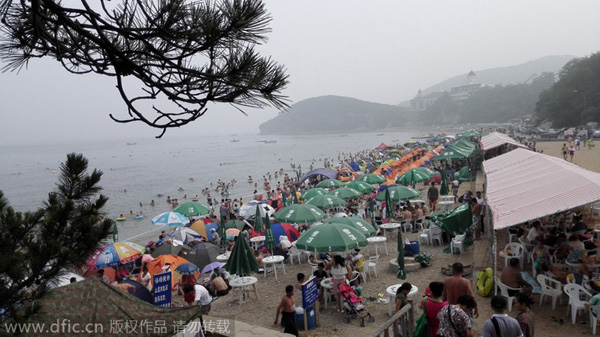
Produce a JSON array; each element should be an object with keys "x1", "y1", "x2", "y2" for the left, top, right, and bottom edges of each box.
[{"x1": 1, "y1": 0, "x2": 600, "y2": 145}]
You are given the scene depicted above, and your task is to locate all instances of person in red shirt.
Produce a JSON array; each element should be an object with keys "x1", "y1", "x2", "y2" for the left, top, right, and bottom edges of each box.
[{"x1": 422, "y1": 282, "x2": 448, "y2": 337}]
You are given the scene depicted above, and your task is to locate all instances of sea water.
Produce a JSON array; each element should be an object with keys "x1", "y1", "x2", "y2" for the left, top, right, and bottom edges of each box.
[{"x1": 0, "y1": 131, "x2": 416, "y2": 240}]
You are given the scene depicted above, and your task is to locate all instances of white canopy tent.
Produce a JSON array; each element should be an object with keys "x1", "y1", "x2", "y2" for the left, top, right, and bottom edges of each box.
[{"x1": 480, "y1": 132, "x2": 528, "y2": 152}]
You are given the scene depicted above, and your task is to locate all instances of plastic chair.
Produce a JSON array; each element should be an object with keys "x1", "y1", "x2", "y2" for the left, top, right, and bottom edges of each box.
[
  {"x1": 428, "y1": 225, "x2": 443, "y2": 246},
  {"x1": 537, "y1": 274, "x2": 563, "y2": 310},
  {"x1": 419, "y1": 229, "x2": 430, "y2": 246},
  {"x1": 450, "y1": 233, "x2": 466, "y2": 254},
  {"x1": 367, "y1": 255, "x2": 379, "y2": 279},
  {"x1": 564, "y1": 283, "x2": 592, "y2": 324},
  {"x1": 590, "y1": 305, "x2": 600, "y2": 335},
  {"x1": 349, "y1": 271, "x2": 360, "y2": 285},
  {"x1": 504, "y1": 242, "x2": 525, "y2": 269},
  {"x1": 517, "y1": 237, "x2": 533, "y2": 263},
  {"x1": 497, "y1": 281, "x2": 520, "y2": 312},
  {"x1": 288, "y1": 246, "x2": 303, "y2": 265},
  {"x1": 414, "y1": 218, "x2": 425, "y2": 231},
  {"x1": 401, "y1": 220, "x2": 412, "y2": 232}
]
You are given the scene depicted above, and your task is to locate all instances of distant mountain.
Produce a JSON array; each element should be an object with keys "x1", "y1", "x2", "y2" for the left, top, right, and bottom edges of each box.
[
  {"x1": 416, "y1": 55, "x2": 575, "y2": 97},
  {"x1": 259, "y1": 96, "x2": 413, "y2": 135}
]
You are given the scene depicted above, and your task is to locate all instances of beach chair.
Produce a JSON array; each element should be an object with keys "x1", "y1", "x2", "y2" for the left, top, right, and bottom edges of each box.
[
  {"x1": 497, "y1": 281, "x2": 520, "y2": 312},
  {"x1": 589, "y1": 305, "x2": 600, "y2": 335},
  {"x1": 564, "y1": 283, "x2": 592, "y2": 324},
  {"x1": 428, "y1": 225, "x2": 443, "y2": 246},
  {"x1": 537, "y1": 274, "x2": 563, "y2": 310},
  {"x1": 367, "y1": 255, "x2": 379, "y2": 279},
  {"x1": 503, "y1": 242, "x2": 525, "y2": 269},
  {"x1": 450, "y1": 233, "x2": 466, "y2": 254}
]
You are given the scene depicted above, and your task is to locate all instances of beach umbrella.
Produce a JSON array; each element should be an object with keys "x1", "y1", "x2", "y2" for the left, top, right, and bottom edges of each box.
[
  {"x1": 188, "y1": 219, "x2": 219, "y2": 241},
  {"x1": 325, "y1": 217, "x2": 377, "y2": 238},
  {"x1": 397, "y1": 228, "x2": 406, "y2": 280},
  {"x1": 225, "y1": 228, "x2": 241, "y2": 240},
  {"x1": 440, "y1": 170, "x2": 450, "y2": 196},
  {"x1": 174, "y1": 202, "x2": 210, "y2": 217},
  {"x1": 274, "y1": 204, "x2": 327, "y2": 224},
  {"x1": 141, "y1": 254, "x2": 194, "y2": 287},
  {"x1": 264, "y1": 216, "x2": 277, "y2": 252},
  {"x1": 295, "y1": 223, "x2": 367, "y2": 253},
  {"x1": 330, "y1": 187, "x2": 362, "y2": 200},
  {"x1": 254, "y1": 205, "x2": 264, "y2": 233},
  {"x1": 167, "y1": 227, "x2": 203, "y2": 244},
  {"x1": 123, "y1": 279, "x2": 154, "y2": 304},
  {"x1": 151, "y1": 241, "x2": 191, "y2": 258},
  {"x1": 224, "y1": 219, "x2": 246, "y2": 230},
  {"x1": 396, "y1": 169, "x2": 432, "y2": 186},
  {"x1": 375, "y1": 186, "x2": 420, "y2": 202},
  {"x1": 385, "y1": 188, "x2": 394, "y2": 220},
  {"x1": 239, "y1": 201, "x2": 275, "y2": 219},
  {"x1": 357, "y1": 173, "x2": 386, "y2": 184},
  {"x1": 175, "y1": 262, "x2": 200, "y2": 275},
  {"x1": 254, "y1": 222, "x2": 301, "y2": 244},
  {"x1": 201, "y1": 262, "x2": 224, "y2": 274},
  {"x1": 305, "y1": 194, "x2": 347, "y2": 210},
  {"x1": 219, "y1": 216, "x2": 226, "y2": 246},
  {"x1": 186, "y1": 242, "x2": 220, "y2": 271},
  {"x1": 346, "y1": 181, "x2": 373, "y2": 194},
  {"x1": 224, "y1": 230, "x2": 259, "y2": 276},
  {"x1": 315, "y1": 179, "x2": 345, "y2": 188},
  {"x1": 300, "y1": 188, "x2": 329, "y2": 201},
  {"x1": 86, "y1": 242, "x2": 145, "y2": 270},
  {"x1": 151, "y1": 212, "x2": 190, "y2": 226}
]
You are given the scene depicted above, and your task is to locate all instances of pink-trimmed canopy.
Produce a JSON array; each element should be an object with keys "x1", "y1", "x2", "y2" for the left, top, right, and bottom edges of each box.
[
  {"x1": 480, "y1": 132, "x2": 528, "y2": 152},
  {"x1": 483, "y1": 148, "x2": 600, "y2": 230}
]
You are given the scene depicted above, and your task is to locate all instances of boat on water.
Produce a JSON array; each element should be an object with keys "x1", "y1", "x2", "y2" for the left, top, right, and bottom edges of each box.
[
  {"x1": 264, "y1": 140, "x2": 277, "y2": 144},
  {"x1": 126, "y1": 142, "x2": 137, "y2": 145},
  {"x1": 377, "y1": 133, "x2": 384, "y2": 136},
  {"x1": 340, "y1": 134, "x2": 348, "y2": 137},
  {"x1": 231, "y1": 139, "x2": 240, "y2": 143}
]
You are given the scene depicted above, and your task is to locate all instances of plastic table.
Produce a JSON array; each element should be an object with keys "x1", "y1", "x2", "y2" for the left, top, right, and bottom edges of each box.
[
  {"x1": 250, "y1": 236, "x2": 265, "y2": 250},
  {"x1": 386, "y1": 284, "x2": 418, "y2": 316},
  {"x1": 367, "y1": 236, "x2": 388, "y2": 255},
  {"x1": 379, "y1": 223, "x2": 402, "y2": 238},
  {"x1": 216, "y1": 253, "x2": 230, "y2": 262},
  {"x1": 229, "y1": 276, "x2": 259, "y2": 306},
  {"x1": 263, "y1": 255, "x2": 286, "y2": 280}
]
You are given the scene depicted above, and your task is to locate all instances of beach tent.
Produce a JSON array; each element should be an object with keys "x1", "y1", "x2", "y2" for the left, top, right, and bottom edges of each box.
[
  {"x1": 429, "y1": 203, "x2": 472, "y2": 236},
  {"x1": 484, "y1": 148, "x2": 600, "y2": 231},
  {"x1": 185, "y1": 242, "x2": 220, "y2": 272},
  {"x1": 26, "y1": 277, "x2": 201, "y2": 337},
  {"x1": 151, "y1": 241, "x2": 190, "y2": 258},
  {"x1": 480, "y1": 132, "x2": 528, "y2": 152},
  {"x1": 123, "y1": 279, "x2": 154, "y2": 304},
  {"x1": 375, "y1": 143, "x2": 390, "y2": 150},
  {"x1": 298, "y1": 168, "x2": 339, "y2": 185},
  {"x1": 188, "y1": 219, "x2": 219, "y2": 241},
  {"x1": 431, "y1": 138, "x2": 476, "y2": 161},
  {"x1": 456, "y1": 166, "x2": 475, "y2": 182},
  {"x1": 143, "y1": 254, "x2": 195, "y2": 287},
  {"x1": 252, "y1": 222, "x2": 301, "y2": 244}
]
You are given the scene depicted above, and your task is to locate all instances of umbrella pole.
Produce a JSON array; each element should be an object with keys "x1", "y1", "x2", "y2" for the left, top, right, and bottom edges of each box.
[{"x1": 492, "y1": 229, "x2": 498, "y2": 296}]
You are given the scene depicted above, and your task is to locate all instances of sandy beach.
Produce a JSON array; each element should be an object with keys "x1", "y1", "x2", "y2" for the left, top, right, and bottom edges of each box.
[{"x1": 167, "y1": 139, "x2": 600, "y2": 337}]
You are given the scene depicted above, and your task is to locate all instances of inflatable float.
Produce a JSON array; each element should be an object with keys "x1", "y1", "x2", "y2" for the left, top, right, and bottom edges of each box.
[
  {"x1": 135, "y1": 215, "x2": 144, "y2": 220},
  {"x1": 116, "y1": 217, "x2": 127, "y2": 221},
  {"x1": 476, "y1": 268, "x2": 494, "y2": 297}
]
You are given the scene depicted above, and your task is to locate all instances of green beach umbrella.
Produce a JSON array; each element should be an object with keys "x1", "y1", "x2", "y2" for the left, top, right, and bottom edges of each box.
[
  {"x1": 305, "y1": 194, "x2": 347, "y2": 210},
  {"x1": 295, "y1": 223, "x2": 367, "y2": 253},
  {"x1": 346, "y1": 181, "x2": 373, "y2": 194},
  {"x1": 174, "y1": 202, "x2": 210, "y2": 217},
  {"x1": 395, "y1": 169, "x2": 432, "y2": 186},
  {"x1": 316, "y1": 179, "x2": 345, "y2": 189},
  {"x1": 325, "y1": 217, "x2": 377, "y2": 238},
  {"x1": 368, "y1": 197, "x2": 377, "y2": 230},
  {"x1": 219, "y1": 216, "x2": 226, "y2": 246},
  {"x1": 264, "y1": 216, "x2": 276, "y2": 252},
  {"x1": 376, "y1": 186, "x2": 421, "y2": 202},
  {"x1": 397, "y1": 228, "x2": 406, "y2": 279},
  {"x1": 385, "y1": 188, "x2": 394, "y2": 220},
  {"x1": 330, "y1": 187, "x2": 362, "y2": 200},
  {"x1": 274, "y1": 204, "x2": 327, "y2": 224},
  {"x1": 293, "y1": 189, "x2": 300, "y2": 205},
  {"x1": 440, "y1": 170, "x2": 450, "y2": 196},
  {"x1": 224, "y1": 219, "x2": 246, "y2": 230},
  {"x1": 224, "y1": 232, "x2": 259, "y2": 276},
  {"x1": 357, "y1": 173, "x2": 386, "y2": 184},
  {"x1": 254, "y1": 206, "x2": 264, "y2": 233},
  {"x1": 300, "y1": 188, "x2": 329, "y2": 201}
]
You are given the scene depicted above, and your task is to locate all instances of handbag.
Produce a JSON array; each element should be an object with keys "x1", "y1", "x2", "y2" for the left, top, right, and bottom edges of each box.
[{"x1": 413, "y1": 299, "x2": 429, "y2": 337}]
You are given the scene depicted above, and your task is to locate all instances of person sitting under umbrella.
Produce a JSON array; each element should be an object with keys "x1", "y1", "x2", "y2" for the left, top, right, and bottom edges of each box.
[{"x1": 210, "y1": 272, "x2": 230, "y2": 297}]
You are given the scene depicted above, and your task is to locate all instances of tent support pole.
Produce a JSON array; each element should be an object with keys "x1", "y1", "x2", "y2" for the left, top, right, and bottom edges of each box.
[{"x1": 493, "y1": 229, "x2": 498, "y2": 296}]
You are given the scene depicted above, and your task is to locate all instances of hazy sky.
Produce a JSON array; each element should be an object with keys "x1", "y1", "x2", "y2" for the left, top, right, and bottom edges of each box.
[{"x1": 1, "y1": 0, "x2": 600, "y2": 145}]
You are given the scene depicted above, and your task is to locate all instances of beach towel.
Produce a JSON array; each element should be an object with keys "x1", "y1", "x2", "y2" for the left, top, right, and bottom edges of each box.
[{"x1": 521, "y1": 271, "x2": 541, "y2": 294}]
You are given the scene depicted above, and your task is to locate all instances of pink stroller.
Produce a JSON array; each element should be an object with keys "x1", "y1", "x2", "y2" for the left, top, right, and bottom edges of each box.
[{"x1": 339, "y1": 284, "x2": 375, "y2": 327}]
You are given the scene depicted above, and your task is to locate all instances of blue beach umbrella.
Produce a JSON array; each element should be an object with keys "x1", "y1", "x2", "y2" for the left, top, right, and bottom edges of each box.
[
  {"x1": 151, "y1": 212, "x2": 190, "y2": 226},
  {"x1": 175, "y1": 262, "x2": 200, "y2": 275}
]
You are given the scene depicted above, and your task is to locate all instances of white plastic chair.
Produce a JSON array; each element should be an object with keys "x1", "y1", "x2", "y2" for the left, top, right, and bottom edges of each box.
[
  {"x1": 504, "y1": 242, "x2": 525, "y2": 269},
  {"x1": 428, "y1": 225, "x2": 443, "y2": 246},
  {"x1": 518, "y1": 237, "x2": 533, "y2": 263},
  {"x1": 414, "y1": 218, "x2": 425, "y2": 231},
  {"x1": 349, "y1": 271, "x2": 360, "y2": 285},
  {"x1": 564, "y1": 283, "x2": 592, "y2": 324},
  {"x1": 288, "y1": 246, "x2": 303, "y2": 265},
  {"x1": 367, "y1": 255, "x2": 379, "y2": 279},
  {"x1": 590, "y1": 305, "x2": 600, "y2": 335},
  {"x1": 497, "y1": 281, "x2": 520, "y2": 312},
  {"x1": 419, "y1": 229, "x2": 430, "y2": 246},
  {"x1": 450, "y1": 233, "x2": 466, "y2": 254},
  {"x1": 537, "y1": 274, "x2": 563, "y2": 310},
  {"x1": 401, "y1": 220, "x2": 412, "y2": 232}
]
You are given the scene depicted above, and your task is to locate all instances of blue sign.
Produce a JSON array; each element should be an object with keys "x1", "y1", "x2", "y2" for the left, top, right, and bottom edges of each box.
[
  {"x1": 302, "y1": 276, "x2": 318, "y2": 308},
  {"x1": 153, "y1": 271, "x2": 172, "y2": 307}
]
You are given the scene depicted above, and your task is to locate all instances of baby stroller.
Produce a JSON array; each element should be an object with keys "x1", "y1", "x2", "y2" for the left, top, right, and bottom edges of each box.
[{"x1": 339, "y1": 284, "x2": 375, "y2": 327}]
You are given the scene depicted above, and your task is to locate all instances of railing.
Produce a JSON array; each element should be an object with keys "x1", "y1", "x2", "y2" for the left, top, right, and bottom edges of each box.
[{"x1": 368, "y1": 300, "x2": 414, "y2": 337}]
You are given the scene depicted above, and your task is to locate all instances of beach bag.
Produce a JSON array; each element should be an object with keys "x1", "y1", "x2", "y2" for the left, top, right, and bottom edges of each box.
[{"x1": 413, "y1": 299, "x2": 429, "y2": 337}]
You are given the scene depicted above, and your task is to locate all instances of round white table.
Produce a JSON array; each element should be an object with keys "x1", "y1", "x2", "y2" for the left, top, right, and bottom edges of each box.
[
  {"x1": 250, "y1": 236, "x2": 265, "y2": 250},
  {"x1": 409, "y1": 199, "x2": 424, "y2": 205},
  {"x1": 229, "y1": 276, "x2": 259, "y2": 306},
  {"x1": 379, "y1": 223, "x2": 402, "y2": 238},
  {"x1": 263, "y1": 255, "x2": 286, "y2": 280},
  {"x1": 438, "y1": 200, "x2": 454, "y2": 211},
  {"x1": 320, "y1": 278, "x2": 334, "y2": 309},
  {"x1": 386, "y1": 284, "x2": 418, "y2": 316},
  {"x1": 367, "y1": 236, "x2": 388, "y2": 255},
  {"x1": 216, "y1": 253, "x2": 230, "y2": 262}
]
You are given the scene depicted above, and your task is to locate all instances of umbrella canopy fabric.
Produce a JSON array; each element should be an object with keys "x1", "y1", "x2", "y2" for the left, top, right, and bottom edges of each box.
[
  {"x1": 254, "y1": 205, "x2": 264, "y2": 233},
  {"x1": 264, "y1": 216, "x2": 277, "y2": 251},
  {"x1": 185, "y1": 242, "x2": 220, "y2": 272},
  {"x1": 397, "y1": 229, "x2": 406, "y2": 280},
  {"x1": 456, "y1": 166, "x2": 475, "y2": 182},
  {"x1": 123, "y1": 279, "x2": 154, "y2": 304},
  {"x1": 375, "y1": 186, "x2": 421, "y2": 202},
  {"x1": 396, "y1": 169, "x2": 433, "y2": 186},
  {"x1": 305, "y1": 194, "x2": 347, "y2": 210},
  {"x1": 174, "y1": 202, "x2": 210, "y2": 217},
  {"x1": 298, "y1": 168, "x2": 339, "y2": 185},
  {"x1": 356, "y1": 173, "x2": 386, "y2": 184},
  {"x1": 201, "y1": 262, "x2": 224, "y2": 274},
  {"x1": 295, "y1": 223, "x2": 367, "y2": 253},
  {"x1": 440, "y1": 170, "x2": 450, "y2": 196},
  {"x1": 151, "y1": 242, "x2": 190, "y2": 258},
  {"x1": 175, "y1": 262, "x2": 200, "y2": 275},
  {"x1": 430, "y1": 203, "x2": 472, "y2": 236},
  {"x1": 224, "y1": 231, "x2": 259, "y2": 276},
  {"x1": 385, "y1": 188, "x2": 394, "y2": 220},
  {"x1": 345, "y1": 181, "x2": 373, "y2": 194},
  {"x1": 316, "y1": 179, "x2": 345, "y2": 188},
  {"x1": 142, "y1": 254, "x2": 193, "y2": 287},
  {"x1": 431, "y1": 139, "x2": 475, "y2": 161},
  {"x1": 225, "y1": 228, "x2": 241, "y2": 240},
  {"x1": 239, "y1": 201, "x2": 275, "y2": 219},
  {"x1": 86, "y1": 242, "x2": 145, "y2": 270},
  {"x1": 254, "y1": 222, "x2": 301, "y2": 244},
  {"x1": 301, "y1": 188, "x2": 330, "y2": 201},
  {"x1": 325, "y1": 218, "x2": 377, "y2": 238},
  {"x1": 188, "y1": 219, "x2": 219, "y2": 241},
  {"x1": 224, "y1": 219, "x2": 247, "y2": 230},
  {"x1": 167, "y1": 227, "x2": 203, "y2": 244},
  {"x1": 274, "y1": 204, "x2": 327, "y2": 224},
  {"x1": 151, "y1": 212, "x2": 190, "y2": 226},
  {"x1": 329, "y1": 187, "x2": 362, "y2": 200}
]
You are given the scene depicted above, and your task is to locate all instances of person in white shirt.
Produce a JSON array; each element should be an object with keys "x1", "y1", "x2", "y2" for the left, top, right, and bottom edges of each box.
[
  {"x1": 452, "y1": 179, "x2": 460, "y2": 203},
  {"x1": 475, "y1": 191, "x2": 485, "y2": 234},
  {"x1": 526, "y1": 222, "x2": 541, "y2": 244},
  {"x1": 193, "y1": 284, "x2": 213, "y2": 314}
]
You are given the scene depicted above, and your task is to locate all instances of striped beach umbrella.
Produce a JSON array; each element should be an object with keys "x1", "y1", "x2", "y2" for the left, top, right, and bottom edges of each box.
[{"x1": 151, "y1": 212, "x2": 190, "y2": 226}]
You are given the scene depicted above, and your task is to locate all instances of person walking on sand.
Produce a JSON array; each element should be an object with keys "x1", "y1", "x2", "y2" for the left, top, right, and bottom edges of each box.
[
  {"x1": 428, "y1": 182, "x2": 439, "y2": 212},
  {"x1": 569, "y1": 144, "x2": 575, "y2": 161},
  {"x1": 274, "y1": 285, "x2": 299, "y2": 336},
  {"x1": 481, "y1": 296, "x2": 523, "y2": 337},
  {"x1": 561, "y1": 143, "x2": 568, "y2": 160}
]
